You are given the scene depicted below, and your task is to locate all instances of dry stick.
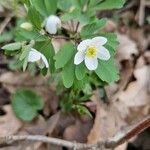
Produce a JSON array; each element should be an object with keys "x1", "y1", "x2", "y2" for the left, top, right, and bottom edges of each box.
[
  {"x1": 105, "y1": 116, "x2": 150, "y2": 148},
  {"x1": 0, "y1": 116, "x2": 150, "y2": 149},
  {"x1": 0, "y1": 14, "x2": 13, "y2": 34},
  {"x1": 0, "y1": 135, "x2": 96, "y2": 149},
  {"x1": 138, "y1": 0, "x2": 145, "y2": 26}
]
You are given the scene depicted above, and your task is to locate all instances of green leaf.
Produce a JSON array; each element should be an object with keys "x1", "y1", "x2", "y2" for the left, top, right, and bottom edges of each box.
[
  {"x1": 73, "y1": 75, "x2": 88, "y2": 90},
  {"x1": 94, "y1": 0, "x2": 126, "y2": 10},
  {"x1": 2, "y1": 42, "x2": 22, "y2": 51},
  {"x1": 31, "y1": 0, "x2": 47, "y2": 16},
  {"x1": 62, "y1": 59, "x2": 75, "y2": 88},
  {"x1": 61, "y1": 9, "x2": 80, "y2": 21},
  {"x1": 73, "y1": 105, "x2": 92, "y2": 117},
  {"x1": 57, "y1": 0, "x2": 73, "y2": 11},
  {"x1": 44, "y1": 0, "x2": 58, "y2": 15},
  {"x1": 12, "y1": 89, "x2": 44, "y2": 121},
  {"x1": 95, "y1": 58, "x2": 119, "y2": 83},
  {"x1": 28, "y1": 6, "x2": 42, "y2": 30},
  {"x1": 75, "y1": 62, "x2": 86, "y2": 80},
  {"x1": 89, "y1": 0, "x2": 103, "y2": 6},
  {"x1": 100, "y1": 33, "x2": 119, "y2": 55},
  {"x1": 81, "y1": 18, "x2": 107, "y2": 38},
  {"x1": 15, "y1": 29, "x2": 47, "y2": 42},
  {"x1": 20, "y1": 46, "x2": 30, "y2": 61},
  {"x1": 54, "y1": 43, "x2": 75, "y2": 69},
  {"x1": 21, "y1": 45, "x2": 31, "y2": 71}
]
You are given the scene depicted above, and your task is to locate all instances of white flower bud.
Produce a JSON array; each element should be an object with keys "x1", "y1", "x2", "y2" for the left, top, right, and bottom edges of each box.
[
  {"x1": 20, "y1": 22, "x2": 33, "y2": 31},
  {"x1": 28, "y1": 48, "x2": 49, "y2": 69},
  {"x1": 45, "y1": 15, "x2": 61, "y2": 34}
]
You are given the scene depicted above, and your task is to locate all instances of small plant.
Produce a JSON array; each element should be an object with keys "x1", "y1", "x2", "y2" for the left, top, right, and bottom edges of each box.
[{"x1": 1, "y1": 0, "x2": 126, "y2": 121}]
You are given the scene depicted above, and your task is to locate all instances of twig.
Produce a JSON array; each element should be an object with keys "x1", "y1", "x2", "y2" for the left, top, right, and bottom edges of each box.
[
  {"x1": 0, "y1": 14, "x2": 13, "y2": 34},
  {"x1": 138, "y1": 0, "x2": 145, "y2": 26},
  {"x1": 105, "y1": 116, "x2": 150, "y2": 148},
  {"x1": 0, "y1": 135, "x2": 96, "y2": 149},
  {"x1": 75, "y1": 22, "x2": 80, "y2": 33},
  {"x1": 0, "y1": 116, "x2": 150, "y2": 149},
  {"x1": 51, "y1": 35, "x2": 72, "y2": 40}
]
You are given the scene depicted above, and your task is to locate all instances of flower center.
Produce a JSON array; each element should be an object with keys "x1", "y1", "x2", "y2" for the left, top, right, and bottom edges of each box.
[
  {"x1": 86, "y1": 46, "x2": 97, "y2": 57},
  {"x1": 36, "y1": 58, "x2": 45, "y2": 69}
]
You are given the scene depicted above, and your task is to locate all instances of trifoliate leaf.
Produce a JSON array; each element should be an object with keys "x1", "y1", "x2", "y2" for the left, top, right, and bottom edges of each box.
[{"x1": 12, "y1": 89, "x2": 44, "y2": 121}]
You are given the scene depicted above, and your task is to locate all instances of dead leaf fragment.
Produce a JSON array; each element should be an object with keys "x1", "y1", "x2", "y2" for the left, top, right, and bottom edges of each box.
[
  {"x1": 118, "y1": 65, "x2": 150, "y2": 107},
  {"x1": 0, "y1": 105, "x2": 22, "y2": 136},
  {"x1": 117, "y1": 33, "x2": 138, "y2": 62},
  {"x1": 88, "y1": 92, "x2": 126, "y2": 144}
]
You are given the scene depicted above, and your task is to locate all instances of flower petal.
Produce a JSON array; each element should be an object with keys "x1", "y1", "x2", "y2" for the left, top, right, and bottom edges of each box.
[
  {"x1": 77, "y1": 39, "x2": 91, "y2": 52},
  {"x1": 28, "y1": 48, "x2": 41, "y2": 62},
  {"x1": 74, "y1": 51, "x2": 84, "y2": 65},
  {"x1": 85, "y1": 57, "x2": 98, "y2": 70},
  {"x1": 91, "y1": 36, "x2": 107, "y2": 47},
  {"x1": 97, "y1": 46, "x2": 110, "y2": 60},
  {"x1": 45, "y1": 15, "x2": 61, "y2": 34},
  {"x1": 41, "y1": 54, "x2": 49, "y2": 68}
]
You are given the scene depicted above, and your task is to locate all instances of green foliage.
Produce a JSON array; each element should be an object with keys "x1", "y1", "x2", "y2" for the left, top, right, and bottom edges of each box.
[
  {"x1": 95, "y1": 59, "x2": 119, "y2": 83},
  {"x1": 34, "y1": 40, "x2": 55, "y2": 73},
  {"x1": 75, "y1": 62, "x2": 87, "y2": 80},
  {"x1": 30, "y1": 0, "x2": 58, "y2": 16},
  {"x1": 2, "y1": 42, "x2": 22, "y2": 51},
  {"x1": 81, "y1": 18, "x2": 107, "y2": 38},
  {"x1": 54, "y1": 43, "x2": 76, "y2": 69},
  {"x1": 12, "y1": 89, "x2": 44, "y2": 121},
  {"x1": 73, "y1": 104, "x2": 92, "y2": 117},
  {"x1": 62, "y1": 59, "x2": 75, "y2": 88},
  {"x1": 28, "y1": 6, "x2": 42, "y2": 30},
  {"x1": 2, "y1": 0, "x2": 126, "y2": 116},
  {"x1": 93, "y1": 0, "x2": 126, "y2": 10}
]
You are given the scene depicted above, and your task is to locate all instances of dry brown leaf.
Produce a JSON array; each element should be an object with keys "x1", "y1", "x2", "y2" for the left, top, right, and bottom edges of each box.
[
  {"x1": 63, "y1": 116, "x2": 93, "y2": 143},
  {"x1": 0, "y1": 72, "x2": 48, "y2": 86},
  {"x1": 87, "y1": 91, "x2": 126, "y2": 144},
  {"x1": 118, "y1": 65, "x2": 150, "y2": 107},
  {"x1": 116, "y1": 33, "x2": 138, "y2": 62},
  {"x1": 0, "y1": 105, "x2": 22, "y2": 136},
  {"x1": 101, "y1": 19, "x2": 117, "y2": 32},
  {"x1": 129, "y1": 28, "x2": 149, "y2": 50},
  {"x1": 22, "y1": 115, "x2": 46, "y2": 135}
]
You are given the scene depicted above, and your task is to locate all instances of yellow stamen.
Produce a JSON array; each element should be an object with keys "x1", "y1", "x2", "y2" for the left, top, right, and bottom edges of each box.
[{"x1": 86, "y1": 46, "x2": 97, "y2": 57}]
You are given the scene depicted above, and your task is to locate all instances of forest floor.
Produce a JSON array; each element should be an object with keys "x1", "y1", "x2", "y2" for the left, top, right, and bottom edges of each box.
[{"x1": 0, "y1": 0, "x2": 150, "y2": 150}]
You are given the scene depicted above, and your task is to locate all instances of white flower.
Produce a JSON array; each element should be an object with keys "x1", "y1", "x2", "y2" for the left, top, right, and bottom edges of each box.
[
  {"x1": 45, "y1": 15, "x2": 61, "y2": 34},
  {"x1": 74, "y1": 36, "x2": 110, "y2": 71},
  {"x1": 28, "y1": 48, "x2": 49, "y2": 69}
]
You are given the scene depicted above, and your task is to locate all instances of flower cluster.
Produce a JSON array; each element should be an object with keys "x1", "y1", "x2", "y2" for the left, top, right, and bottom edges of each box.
[{"x1": 28, "y1": 15, "x2": 110, "y2": 71}]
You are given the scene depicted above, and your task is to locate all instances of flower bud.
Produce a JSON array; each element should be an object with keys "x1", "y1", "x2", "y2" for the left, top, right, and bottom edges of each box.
[
  {"x1": 45, "y1": 15, "x2": 61, "y2": 34},
  {"x1": 20, "y1": 22, "x2": 33, "y2": 31}
]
